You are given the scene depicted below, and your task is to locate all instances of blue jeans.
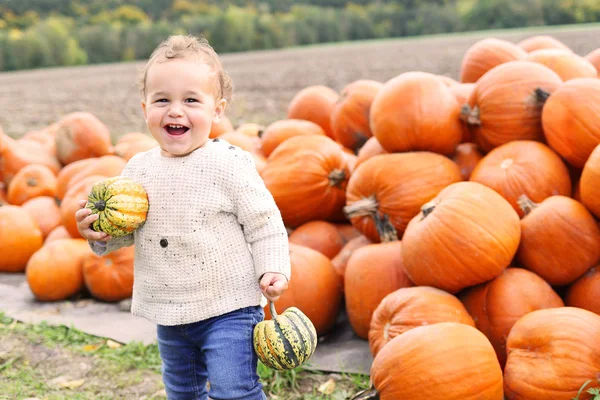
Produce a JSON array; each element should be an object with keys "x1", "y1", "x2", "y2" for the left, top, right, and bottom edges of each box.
[{"x1": 157, "y1": 305, "x2": 267, "y2": 400}]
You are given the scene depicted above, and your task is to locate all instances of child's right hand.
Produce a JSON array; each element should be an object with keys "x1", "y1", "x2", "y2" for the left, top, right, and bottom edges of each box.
[{"x1": 75, "y1": 199, "x2": 112, "y2": 242}]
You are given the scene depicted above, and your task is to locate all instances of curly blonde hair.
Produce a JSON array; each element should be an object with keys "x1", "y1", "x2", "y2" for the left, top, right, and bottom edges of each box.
[{"x1": 139, "y1": 35, "x2": 233, "y2": 106}]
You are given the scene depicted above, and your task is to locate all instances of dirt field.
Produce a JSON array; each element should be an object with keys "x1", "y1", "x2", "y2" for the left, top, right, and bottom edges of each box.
[{"x1": 0, "y1": 25, "x2": 599, "y2": 139}]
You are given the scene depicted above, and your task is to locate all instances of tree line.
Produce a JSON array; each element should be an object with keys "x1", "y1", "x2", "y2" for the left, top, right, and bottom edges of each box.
[{"x1": 0, "y1": 0, "x2": 599, "y2": 71}]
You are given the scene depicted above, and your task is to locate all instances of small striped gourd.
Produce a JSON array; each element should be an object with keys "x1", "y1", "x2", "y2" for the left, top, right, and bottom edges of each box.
[
  {"x1": 253, "y1": 301, "x2": 317, "y2": 370},
  {"x1": 86, "y1": 176, "x2": 149, "y2": 238}
]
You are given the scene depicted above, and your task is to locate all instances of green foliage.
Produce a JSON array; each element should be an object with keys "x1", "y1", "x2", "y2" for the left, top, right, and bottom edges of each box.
[
  {"x1": 0, "y1": 0, "x2": 600, "y2": 71},
  {"x1": 574, "y1": 377, "x2": 600, "y2": 400}
]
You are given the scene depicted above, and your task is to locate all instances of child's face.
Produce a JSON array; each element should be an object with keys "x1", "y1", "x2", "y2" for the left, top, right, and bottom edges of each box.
[{"x1": 141, "y1": 58, "x2": 226, "y2": 157}]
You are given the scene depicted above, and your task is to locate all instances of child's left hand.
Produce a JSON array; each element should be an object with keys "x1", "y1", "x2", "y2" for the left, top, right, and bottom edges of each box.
[{"x1": 259, "y1": 272, "x2": 289, "y2": 302}]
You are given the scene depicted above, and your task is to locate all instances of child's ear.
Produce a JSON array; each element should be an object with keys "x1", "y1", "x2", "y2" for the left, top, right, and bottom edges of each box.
[
  {"x1": 213, "y1": 99, "x2": 227, "y2": 123},
  {"x1": 141, "y1": 100, "x2": 148, "y2": 121}
]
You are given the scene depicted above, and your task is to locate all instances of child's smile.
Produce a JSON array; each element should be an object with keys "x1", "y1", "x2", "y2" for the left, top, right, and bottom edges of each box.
[{"x1": 164, "y1": 123, "x2": 190, "y2": 137}]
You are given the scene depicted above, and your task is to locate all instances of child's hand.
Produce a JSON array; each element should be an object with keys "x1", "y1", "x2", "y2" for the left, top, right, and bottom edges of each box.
[
  {"x1": 75, "y1": 199, "x2": 112, "y2": 242},
  {"x1": 259, "y1": 272, "x2": 289, "y2": 302}
]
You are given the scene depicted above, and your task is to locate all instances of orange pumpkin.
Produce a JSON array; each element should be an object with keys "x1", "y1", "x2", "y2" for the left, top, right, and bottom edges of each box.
[
  {"x1": 451, "y1": 142, "x2": 483, "y2": 180},
  {"x1": 56, "y1": 157, "x2": 97, "y2": 200},
  {"x1": 54, "y1": 111, "x2": 112, "y2": 165},
  {"x1": 287, "y1": 85, "x2": 339, "y2": 139},
  {"x1": 449, "y1": 83, "x2": 476, "y2": 142},
  {"x1": 264, "y1": 244, "x2": 342, "y2": 336},
  {"x1": 26, "y1": 238, "x2": 92, "y2": 301},
  {"x1": 462, "y1": 60, "x2": 562, "y2": 152},
  {"x1": 330, "y1": 235, "x2": 371, "y2": 290},
  {"x1": 585, "y1": 48, "x2": 600, "y2": 77},
  {"x1": 6, "y1": 164, "x2": 58, "y2": 205},
  {"x1": 370, "y1": 71, "x2": 463, "y2": 155},
  {"x1": 44, "y1": 225, "x2": 72, "y2": 243},
  {"x1": 369, "y1": 286, "x2": 475, "y2": 357},
  {"x1": 469, "y1": 140, "x2": 572, "y2": 217},
  {"x1": 459, "y1": 38, "x2": 527, "y2": 83},
  {"x1": 364, "y1": 323, "x2": 503, "y2": 400},
  {"x1": 565, "y1": 266, "x2": 600, "y2": 315},
  {"x1": 0, "y1": 205, "x2": 44, "y2": 272},
  {"x1": 20, "y1": 126, "x2": 57, "y2": 156},
  {"x1": 542, "y1": 78, "x2": 600, "y2": 169},
  {"x1": 460, "y1": 268, "x2": 564, "y2": 369},
  {"x1": 504, "y1": 307, "x2": 600, "y2": 399},
  {"x1": 527, "y1": 49, "x2": 597, "y2": 81},
  {"x1": 113, "y1": 132, "x2": 157, "y2": 161},
  {"x1": 354, "y1": 136, "x2": 388, "y2": 170},
  {"x1": 344, "y1": 152, "x2": 462, "y2": 242},
  {"x1": 580, "y1": 144, "x2": 600, "y2": 218},
  {"x1": 402, "y1": 181, "x2": 521, "y2": 293},
  {"x1": 516, "y1": 195, "x2": 600, "y2": 285},
  {"x1": 21, "y1": 196, "x2": 61, "y2": 238},
  {"x1": 344, "y1": 240, "x2": 413, "y2": 339},
  {"x1": 259, "y1": 119, "x2": 325, "y2": 157},
  {"x1": 0, "y1": 136, "x2": 61, "y2": 185},
  {"x1": 208, "y1": 115, "x2": 234, "y2": 138},
  {"x1": 330, "y1": 79, "x2": 383, "y2": 151},
  {"x1": 260, "y1": 135, "x2": 349, "y2": 227},
  {"x1": 288, "y1": 220, "x2": 346, "y2": 259},
  {"x1": 65, "y1": 155, "x2": 126, "y2": 192},
  {"x1": 517, "y1": 35, "x2": 571, "y2": 53},
  {"x1": 83, "y1": 246, "x2": 134, "y2": 302}
]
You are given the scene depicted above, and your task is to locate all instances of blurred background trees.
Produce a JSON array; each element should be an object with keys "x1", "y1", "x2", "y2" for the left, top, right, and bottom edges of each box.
[{"x1": 0, "y1": 0, "x2": 598, "y2": 71}]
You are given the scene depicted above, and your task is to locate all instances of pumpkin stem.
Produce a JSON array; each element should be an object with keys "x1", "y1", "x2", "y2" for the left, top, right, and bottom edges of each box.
[
  {"x1": 26, "y1": 177, "x2": 38, "y2": 187},
  {"x1": 373, "y1": 212, "x2": 398, "y2": 242},
  {"x1": 460, "y1": 104, "x2": 481, "y2": 126},
  {"x1": 328, "y1": 169, "x2": 346, "y2": 188},
  {"x1": 344, "y1": 196, "x2": 378, "y2": 218},
  {"x1": 94, "y1": 200, "x2": 107, "y2": 212},
  {"x1": 534, "y1": 88, "x2": 551, "y2": 104},
  {"x1": 420, "y1": 200, "x2": 437, "y2": 220},
  {"x1": 351, "y1": 387, "x2": 379, "y2": 400},
  {"x1": 269, "y1": 301, "x2": 278, "y2": 319},
  {"x1": 517, "y1": 194, "x2": 538, "y2": 216}
]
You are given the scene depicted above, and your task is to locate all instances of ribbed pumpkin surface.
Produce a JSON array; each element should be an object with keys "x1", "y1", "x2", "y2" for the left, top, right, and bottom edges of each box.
[{"x1": 86, "y1": 176, "x2": 149, "y2": 237}]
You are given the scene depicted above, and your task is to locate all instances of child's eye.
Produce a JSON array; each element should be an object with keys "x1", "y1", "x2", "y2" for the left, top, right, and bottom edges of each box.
[
  {"x1": 154, "y1": 99, "x2": 168, "y2": 103},
  {"x1": 185, "y1": 98, "x2": 199, "y2": 103}
]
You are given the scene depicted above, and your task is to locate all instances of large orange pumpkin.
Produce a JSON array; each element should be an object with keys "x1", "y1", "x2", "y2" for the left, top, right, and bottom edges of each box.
[
  {"x1": 54, "y1": 111, "x2": 113, "y2": 165},
  {"x1": 469, "y1": 140, "x2": 572, "y2": 217},
  {"x1": 402, "y1": 181, "x2": 521, "y2": 293},
  {"x1": 362, "y1": 322, "x2": 503, "y2": 400},
  {"x1": 260, "y1": 135, "x2": 349, "y2": 227},
  {"x1": 82, "y1": 246, "x2": 134, "y2": 302},
  {"x1": 370, "y1": 71, "x2": 463, "y2": 155},
  {"x1": 288, "y1": 220, "x2": 346, "y2": 259},
  {"x1": 287, "y1": 85, "x2": 339, "y2": 138},
  {"x1": 580, "y1": 144, "x2": 600, "y2": 218},
  {"x1": 208, "y1": 115, "x2": 234, "y2": 138},
  {"x1": 565, "y1": 266, "x2": 600, "y2": 315},
  {"x1": 344, "y1": 240, "x2": 413, "y2": 339},
  {"x1": 56, "y1": 157, "x2": 97, "y2": 200},
  {"x1": 330, "y1": 79, "x2": 383, "y2": 151},
  {"x1": 369, "y1": 286, "x2": 475, "y2": 357},
  {"x1": 542, "y1": 78, "x2": 600, "y2": 169},
  {"x1": 0, "y1": 136, "x2": 61, "y2": 185},
  {"x1": 6, "y1": 164, "x2": 58, "y2": 206},
  {"x1": 460, "y1": 268, "x2": 564, "y2": 369},
  {"x1": 517, "y1": 35, "x2": 571, "y2": 53},
  {"x1": 461, "y1": 60, "x2": 562, "y2": 152},
  {"x1": 516, "y1": 195, "x2": 600, "y2": 285},
  {"x1": 264, "y1": 244, "x2": 343, "y2": 337},
  {"x1": 259, "y1": 119, "x2": 325, "y2": 157},
  {"x1": 504, "y1": 307, "x2": 600, "y2": 399},
  {"x1": 527, "y1": 48, "x2": 597, "y2": 81},
  {"x1": 26, "y1": 238, "x2": 92, "y2": 301},
  {"x1": 0, "y1": 205, "x2": 44, "y2": 272},
  {"x1": 344, "y1": 152, "x2": 462, "y2": 242},
  {"x1": 459, "y1": 38, "x2": 527, "y2": 83},
  {"x1": 21, "y1": 196, "x2": 61, "y2": 238}
]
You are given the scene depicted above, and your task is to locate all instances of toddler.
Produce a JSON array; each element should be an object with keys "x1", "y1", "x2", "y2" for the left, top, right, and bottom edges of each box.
[{"x1": 75, "y1": 35, "x2": 291, "y2": 400}]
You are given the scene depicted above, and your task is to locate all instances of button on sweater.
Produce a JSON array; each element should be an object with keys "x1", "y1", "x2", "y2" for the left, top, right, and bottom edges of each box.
[{"x1": 89, "y1": 140, "x2": 291, "y2": 326}]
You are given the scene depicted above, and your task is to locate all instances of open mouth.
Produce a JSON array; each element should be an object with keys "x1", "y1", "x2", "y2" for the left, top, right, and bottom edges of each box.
[{"x1": 164, "y1": 124, "x2": 190, "y2": 136}]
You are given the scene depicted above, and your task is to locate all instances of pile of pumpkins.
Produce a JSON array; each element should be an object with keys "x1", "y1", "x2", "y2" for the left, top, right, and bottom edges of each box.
[{"x1": 1, "y1": 33, "x2": 600, "y2": 399}]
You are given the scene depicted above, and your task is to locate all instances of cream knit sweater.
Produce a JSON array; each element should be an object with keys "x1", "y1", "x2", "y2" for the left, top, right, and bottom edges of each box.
[{"x1": 90, "y1": 139, "x2": 291, "y2": 326}]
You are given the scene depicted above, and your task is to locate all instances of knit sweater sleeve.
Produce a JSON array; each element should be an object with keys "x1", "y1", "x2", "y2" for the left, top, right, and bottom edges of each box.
[
  {"x1": 232, "y1": 151, "x2": 291, "y2": 282},
  {"x1": 88, "y1": 154, "x2": 140, "y2": 256}
]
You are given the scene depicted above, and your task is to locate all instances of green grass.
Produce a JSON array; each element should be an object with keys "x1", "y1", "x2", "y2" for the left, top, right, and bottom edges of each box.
[{"x1": 0, "y1": 312, "x2": 370, "y2": 399}]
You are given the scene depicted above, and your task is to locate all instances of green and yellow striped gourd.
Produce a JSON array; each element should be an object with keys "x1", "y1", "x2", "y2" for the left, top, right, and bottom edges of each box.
[
  {"x1": 253, "y1": 301, "x2": 318, "y2": 370},
  {"x1": 86, "y1": 176, "x2": 149, "y2": 238}
]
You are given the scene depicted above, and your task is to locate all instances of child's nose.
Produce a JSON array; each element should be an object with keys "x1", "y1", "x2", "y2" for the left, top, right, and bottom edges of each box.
[{"x1": 168, "y1": 103, "x2": 184, "y2": 117}]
